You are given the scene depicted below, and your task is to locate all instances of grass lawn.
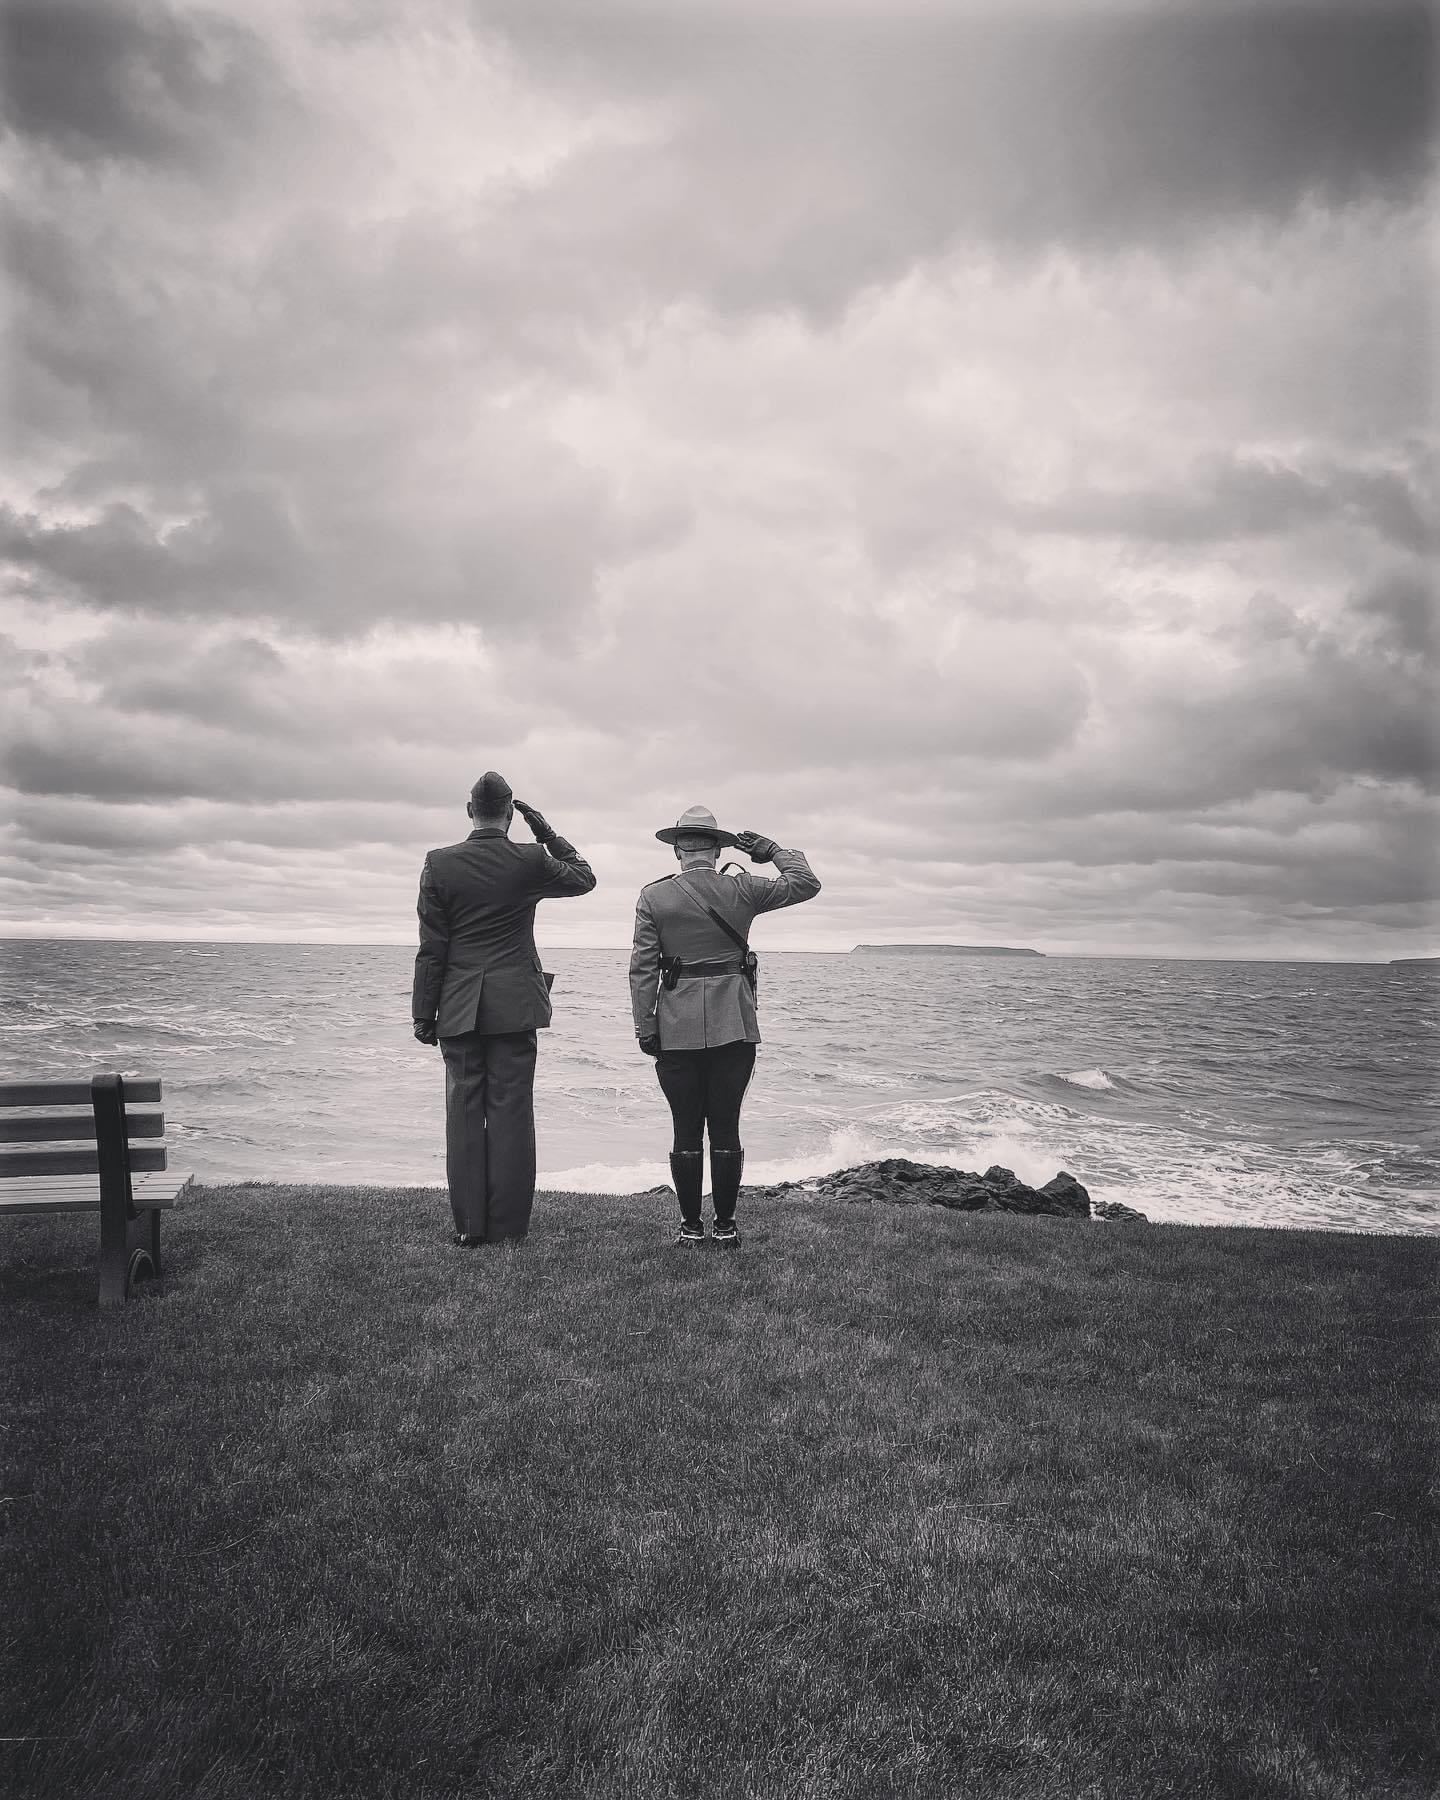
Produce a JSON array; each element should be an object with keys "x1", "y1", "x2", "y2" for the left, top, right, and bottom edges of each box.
[{"x1": 2, "y1": 1185, "x2": 1435, "y2": 1800}]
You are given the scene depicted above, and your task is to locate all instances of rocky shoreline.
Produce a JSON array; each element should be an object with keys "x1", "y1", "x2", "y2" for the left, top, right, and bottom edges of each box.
[
  {"x1": 644, "y1": 1158, "x2": 1150, "y2": 1222},
  {"x1": 755, "y1": 1158, "x2": 1151, "y2": 1221}
]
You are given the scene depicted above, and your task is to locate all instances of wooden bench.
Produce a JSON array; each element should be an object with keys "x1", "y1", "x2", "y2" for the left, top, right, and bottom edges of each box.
[{"x1": 0, "y1": 1075, "x2": 193, "y2": 1305}]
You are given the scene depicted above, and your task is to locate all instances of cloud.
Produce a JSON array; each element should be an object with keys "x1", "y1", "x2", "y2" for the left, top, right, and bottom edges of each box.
[
  {"x1": 0, "y1": 494, "x2": 308, "y2": 618},
  {"x1": 1351, "y1": 564, "x2": 1438, "y2": 659},
  {"x1": 0, "y1": 0, "x2": 1434, "y2": 956},
  {"x1": 1, "y1": 0, "x2": 285, "y2": 169},
  {"x1": 1022, "y1": 450, "x2": 1436, "y2": 553},
  {"x1": 473, "y1": 0, "x2": 1434, "y2": 315},
  {"x1": 0, "y1": 619, "x2": 542, "y2": 803}
]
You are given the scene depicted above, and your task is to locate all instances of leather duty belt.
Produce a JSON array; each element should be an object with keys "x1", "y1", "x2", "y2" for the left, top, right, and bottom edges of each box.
[{"x1": 674, "y1": 956, "x2": 746, "y2": 977}]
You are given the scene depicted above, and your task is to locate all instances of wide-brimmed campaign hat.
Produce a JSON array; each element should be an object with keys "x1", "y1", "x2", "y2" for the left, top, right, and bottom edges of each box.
[{"x1": 655, "y1": 804, "x2": 740, "y2": 848}]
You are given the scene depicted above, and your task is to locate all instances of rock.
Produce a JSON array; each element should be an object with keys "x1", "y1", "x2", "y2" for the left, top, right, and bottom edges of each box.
[
  {"x1": 756, "y1": 1160, "x2": 1093, "y2": 1219},
  {"x1": 1038, "y1": 1172, "x2": 1092, "y2": 1218},
  {"x1": 1093, "y1": 1199, "x2": 1150, "y2": 1223}
]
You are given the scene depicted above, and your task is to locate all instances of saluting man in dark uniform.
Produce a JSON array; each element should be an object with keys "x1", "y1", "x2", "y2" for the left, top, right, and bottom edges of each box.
[
  {"x1": 630, "y1": 805, "x2": 821, "y2": 1245},
  {"x1": 413, "y1": 772, "x2": 596, "y2": 1245}
]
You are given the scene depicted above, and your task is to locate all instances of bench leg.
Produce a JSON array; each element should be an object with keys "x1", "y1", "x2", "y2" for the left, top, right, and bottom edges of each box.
[
  {"x1": 103, "y1": 1216, "x2": 163, "y2": 1303},
  {"x1": 99, "y1": 1207, "x2": 163, "y2": 1305},
  {"x1": 95, "y1": 1074, "x2": 133, "y2": 1308},
  {"x1": 98, "y1": 1178, "x2": 130, "y2": 1309},
  {"x1": 92, "y1": 1079, "x2": 167, "y2": 1305}
]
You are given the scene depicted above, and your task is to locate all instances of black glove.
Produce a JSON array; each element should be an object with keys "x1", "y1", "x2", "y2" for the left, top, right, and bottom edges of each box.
[
  {"x1": 734, "y1": 830, "x2": 778, "y2": 863},
  {"x1": 513, "y1": 799, "x2": 557, "y2": 845},
  {"x1": 638, "y1": 1034, "x2": 661, "y2": 1057},
  {"x1": 413, "y1": 1018, "x2": 439, "y2": 1046}
]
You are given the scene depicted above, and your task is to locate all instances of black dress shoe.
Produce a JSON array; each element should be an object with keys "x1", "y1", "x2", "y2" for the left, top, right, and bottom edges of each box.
[{"x1": 452, "y1": 1232, "x2": 484, "y2": 1247}]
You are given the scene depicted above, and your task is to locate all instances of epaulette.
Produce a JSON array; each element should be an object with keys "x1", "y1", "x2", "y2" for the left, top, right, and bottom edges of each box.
[{"x1": 641, "y1": 874, "x2": 677, "y2": 890}]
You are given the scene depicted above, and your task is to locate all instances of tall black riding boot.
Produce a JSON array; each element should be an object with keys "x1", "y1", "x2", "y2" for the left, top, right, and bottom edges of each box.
[
  {"x1": 670, "y1": 1151, "x2": 705, "y2": 1239},
  {"x1": 710, "y1": 1148, "x2": 744, "y2": 1229}
]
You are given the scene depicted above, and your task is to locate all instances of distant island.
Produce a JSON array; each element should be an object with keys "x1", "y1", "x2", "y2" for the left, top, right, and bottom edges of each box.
[
  {"x1": 1391, "y1": 956, "x2": 1439, "y2": 966},
  {"x1": 852, "y1": 944, "x2": 1044, "y2": 958}
]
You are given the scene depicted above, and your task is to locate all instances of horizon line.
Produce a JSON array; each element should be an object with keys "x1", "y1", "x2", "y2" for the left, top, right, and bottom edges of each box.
[{"x1": 1, "y1": 932, "x2": 1430, "y2": 966}]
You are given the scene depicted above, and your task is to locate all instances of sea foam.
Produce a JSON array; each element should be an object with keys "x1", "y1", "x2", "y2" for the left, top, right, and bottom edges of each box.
[{"x1": 1056, "y1": 1067, "x2": 1117, "y2": 1091}]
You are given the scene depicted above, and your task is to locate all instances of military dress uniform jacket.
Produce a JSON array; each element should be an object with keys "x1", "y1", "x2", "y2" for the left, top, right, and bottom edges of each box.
[
  {"x1": 629, "y1": 847, "x2": 820, "y2": 1051},
  {"x1": 412, "y1": 829, "x2": 596, "y2": 1038}
]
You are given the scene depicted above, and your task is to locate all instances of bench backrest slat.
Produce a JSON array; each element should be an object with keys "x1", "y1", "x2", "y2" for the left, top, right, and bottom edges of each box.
[
  {"x1": 0, "y1": 1144, "x2": 169, "y2": 1179},
  {"x1": 0, "y1": 1112, "x2": 166, "y2": 1145},
  {"x1": 0, "y1": 1078, "x2": 164, "y2": 1108}
]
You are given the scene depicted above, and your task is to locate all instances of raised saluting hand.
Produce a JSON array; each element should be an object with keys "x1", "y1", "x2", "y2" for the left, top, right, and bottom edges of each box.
[
  {"x1": 733, "y1": 830, "x2": 779, "y2": 863},
  {"x1": 514, "y1": 800, "x2": 557, "y2": 846}
]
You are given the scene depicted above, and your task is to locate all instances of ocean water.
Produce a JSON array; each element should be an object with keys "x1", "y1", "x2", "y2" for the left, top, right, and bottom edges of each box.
[{"x1": 1, "y1": 940, "x2": 1436, "y2": 1234}]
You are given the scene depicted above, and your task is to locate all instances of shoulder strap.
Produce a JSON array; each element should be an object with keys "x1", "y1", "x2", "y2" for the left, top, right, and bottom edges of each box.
[{"x1": 671, "y1": 875, "x2": 750, "y2": 951}]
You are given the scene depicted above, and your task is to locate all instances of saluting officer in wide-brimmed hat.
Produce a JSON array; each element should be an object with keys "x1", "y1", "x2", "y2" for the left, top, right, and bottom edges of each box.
[{"x1": 630, "y1": 806, "x2": 821, "y2": 1245}]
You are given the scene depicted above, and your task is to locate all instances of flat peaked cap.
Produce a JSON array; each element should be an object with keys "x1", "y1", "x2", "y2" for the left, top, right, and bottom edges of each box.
[
  {"x1": 655, "y1": 804, "x2": 739, "y2": 848},
  {"x1": 470, "y1": 770, "x2": 513, "y2": 811}
]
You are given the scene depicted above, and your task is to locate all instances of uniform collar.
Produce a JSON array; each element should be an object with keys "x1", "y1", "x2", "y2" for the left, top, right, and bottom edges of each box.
[{"x1": 468, "y1": 827, "x2": 509, "y2": 839}]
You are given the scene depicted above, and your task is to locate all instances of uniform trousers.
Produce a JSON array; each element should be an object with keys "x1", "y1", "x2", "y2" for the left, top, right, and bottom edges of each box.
[
  {"x1": 654, "y1": 1040, "x2": 757, "y2": 1153},
  {"x1": 439, "y1": 1028, "x2": 538, "y2": 1242}
]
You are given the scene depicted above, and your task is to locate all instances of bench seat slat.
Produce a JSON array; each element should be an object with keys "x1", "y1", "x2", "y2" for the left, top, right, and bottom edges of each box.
[
  {"x1": 0, "y1": 1112, "x2": 166, "y2": 1144},
  {"x1": 0, "y1": 1171, "x2": 193, "y2": 1213},
  {"x1": 0, "y1": 1078, "x2": 164, "y2": 1108},
  {"x1": 0, "y1": 1145, "x2": 169, "y2": 1178}
]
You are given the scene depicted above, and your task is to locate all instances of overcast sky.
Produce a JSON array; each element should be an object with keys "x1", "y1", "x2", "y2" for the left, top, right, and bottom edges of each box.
[{"x1": 1, "y1": 0, "x2": 1435, "y2": 957}]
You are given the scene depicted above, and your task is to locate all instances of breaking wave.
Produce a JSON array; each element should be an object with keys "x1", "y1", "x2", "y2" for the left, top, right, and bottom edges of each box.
[{"x1": 1055, "y1": 1067, "x2": 1117, "y2": 1091}]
